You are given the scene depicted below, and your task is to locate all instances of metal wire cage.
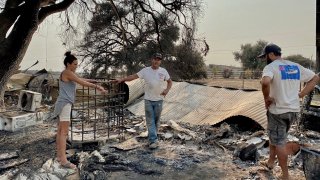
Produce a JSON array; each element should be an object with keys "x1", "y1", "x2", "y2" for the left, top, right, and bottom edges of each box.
[{"x1": 68, "y1": 80, "x2": 126, "y2": 147}]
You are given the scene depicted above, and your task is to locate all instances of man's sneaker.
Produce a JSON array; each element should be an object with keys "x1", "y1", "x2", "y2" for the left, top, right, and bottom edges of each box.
[{"x1": 149, "y1": 141, "x2": 159, "y2": 149}]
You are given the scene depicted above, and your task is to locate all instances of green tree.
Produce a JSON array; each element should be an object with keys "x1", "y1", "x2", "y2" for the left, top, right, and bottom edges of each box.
[
  {"x1": 233, "y1": 40, "x2": 268, "y2": 70},
  {"x1": 78, "y1": 3, "x2": 181, "y2": 77},
  {"x1": 211, "y1": 65, "x2": 220, "y2": 77},
  {"x1": 284, "y1": 54, "x2": 315, "y2": 69},
  {"x1": 163, "y1": 44, "x2": 207, "y2": 80},
  {"x1": 78, "y1": 2, "x2": 208, "y2": 80}
]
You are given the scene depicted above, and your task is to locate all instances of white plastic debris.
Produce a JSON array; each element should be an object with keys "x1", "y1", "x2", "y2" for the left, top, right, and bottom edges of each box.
[
  {"x1": 126, "y1": 128, "x2": 137, "y2": 133},
  {"x1": 246, "y1": 137, "x2": 263, "y2": 145},
  {"x1": 164, "y1": 132, "x2": 174, "y2": 139},
  {"x1": 287, "y1": 134, "x2": 299, "y2": 142},
  {"x1": 91, "y1": 150, "x2": 105, "y2": 163}
]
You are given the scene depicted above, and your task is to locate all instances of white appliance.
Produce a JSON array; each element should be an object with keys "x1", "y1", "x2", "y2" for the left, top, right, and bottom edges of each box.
[
  {"x1": 0, "y1": 111, "x2": 50, "y2": 132},
  {"x1": 18, "y1": 90, "x2": 42, "y2": 112}
]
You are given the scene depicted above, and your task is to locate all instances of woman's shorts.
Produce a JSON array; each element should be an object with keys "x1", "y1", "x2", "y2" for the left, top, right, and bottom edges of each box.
[{"x1": 59, "y1": 103, "x2": 72, "y2": 121}]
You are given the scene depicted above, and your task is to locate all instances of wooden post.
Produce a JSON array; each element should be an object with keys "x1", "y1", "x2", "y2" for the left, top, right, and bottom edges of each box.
[{"x1": 316, "y1": 0, "x2": 320, "y2": 73}]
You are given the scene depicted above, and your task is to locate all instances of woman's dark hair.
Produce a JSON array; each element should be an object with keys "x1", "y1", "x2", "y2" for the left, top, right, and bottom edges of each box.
[{"x1": 63, "y1": 51, "x2": 77, "y2": 67}]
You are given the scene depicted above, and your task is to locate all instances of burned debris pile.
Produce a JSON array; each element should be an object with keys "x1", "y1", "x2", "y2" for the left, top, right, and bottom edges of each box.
[
  {"x1": 1, "y1": 111, "x2": 320, "y2": 179},
  {"x1": 0, "y1": 76, "x2": 319, "y2": 179}
]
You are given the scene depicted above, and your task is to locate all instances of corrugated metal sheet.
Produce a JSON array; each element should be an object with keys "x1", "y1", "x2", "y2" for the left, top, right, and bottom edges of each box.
[
  {"x1": 127, "y1": 81, "x2": 267, "y2": 129},
  {"x1": 124, "y1": 79, "x2": 145, "y2": 106}
]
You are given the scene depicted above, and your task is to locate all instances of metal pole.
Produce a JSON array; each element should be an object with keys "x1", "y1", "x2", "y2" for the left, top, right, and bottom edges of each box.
[{"x1": 316, "y1": 0, "x2": 320, "y2": 73}]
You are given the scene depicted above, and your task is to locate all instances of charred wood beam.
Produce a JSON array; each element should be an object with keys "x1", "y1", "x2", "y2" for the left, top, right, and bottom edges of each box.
[
  {"x1": 0, "y1": 159, "x2": 28, "y2": 171},
  {"x1": 0, "y1": 151, "x2": 19, "y2": 161}
]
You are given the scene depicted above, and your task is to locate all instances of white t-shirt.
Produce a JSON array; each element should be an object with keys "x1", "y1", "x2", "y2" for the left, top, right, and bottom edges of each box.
[
  {"x1": 137, "y1": 66, "x2": 171, "y2": 101},
  {"x1": 262, "y1": 59, "x2": 315, "y2": 114}
]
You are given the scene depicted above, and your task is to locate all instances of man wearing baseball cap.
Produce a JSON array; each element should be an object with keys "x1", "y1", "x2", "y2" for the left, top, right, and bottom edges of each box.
[
  {"x1": 259, "y1": 43, "x2": 319, "y2": 179},
  {"x1": 112, "y1": 53, "x2": 172, "y2": 149}
]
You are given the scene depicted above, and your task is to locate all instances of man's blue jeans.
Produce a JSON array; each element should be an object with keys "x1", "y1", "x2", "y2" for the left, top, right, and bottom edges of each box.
[{"x1": 144, "y1": 100, "x2": 163, "y2": 143}]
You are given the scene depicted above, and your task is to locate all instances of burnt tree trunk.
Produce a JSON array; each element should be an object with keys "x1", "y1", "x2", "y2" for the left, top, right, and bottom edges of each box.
[
  {"x1": 0, "y1": 0, "x2": 75, "y2": 111},
  {"x1": 0, "y1": 1, "x2": 41, "y2": 111}
]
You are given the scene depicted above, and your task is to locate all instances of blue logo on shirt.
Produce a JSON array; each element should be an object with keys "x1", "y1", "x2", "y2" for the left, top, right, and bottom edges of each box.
[{"x1": 279, "y1": 65, "x2": 300, "y2": 80}]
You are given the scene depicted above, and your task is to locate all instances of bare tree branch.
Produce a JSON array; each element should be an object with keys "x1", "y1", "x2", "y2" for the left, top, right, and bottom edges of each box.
[
  {"x1": 38, "y1": 0, "x2": 75, "y2": 23},
  {"x1": 135, "y1": 0, "x2": 162, "y2": 51},
  {"x1": 109, "y1": 0, "x2": 128, "y2": 46}
]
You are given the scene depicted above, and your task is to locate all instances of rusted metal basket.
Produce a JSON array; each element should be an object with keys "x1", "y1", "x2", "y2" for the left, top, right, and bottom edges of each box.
[
  {"x1": 301, "y1": 147, "x2": 320, "y2": 180},
  {"x1": 69, "y1": 80, "x2": 126, "y2": 148}
]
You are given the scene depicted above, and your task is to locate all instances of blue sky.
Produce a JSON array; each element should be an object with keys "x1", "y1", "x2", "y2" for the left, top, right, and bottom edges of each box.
[{"x1": 21, "y1": 0, "x2": 316, "y2": 71}]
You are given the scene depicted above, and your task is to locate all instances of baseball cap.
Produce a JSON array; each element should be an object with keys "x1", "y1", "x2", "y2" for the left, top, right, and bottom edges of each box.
[
  {"x1": 152, "y1": 53, "x2": 163, "y2": 60},
  {"x1": 257, "y1": 44, "x2": 281, "y2": 58}
]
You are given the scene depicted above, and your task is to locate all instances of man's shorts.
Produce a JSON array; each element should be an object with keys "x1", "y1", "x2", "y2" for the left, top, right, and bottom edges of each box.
[
  {"x1": 59, "y1": 103, "x2": 72, "y2": 121},
  {"x1": 267, "y1": 111, "x2": 298, "y2": 146}
]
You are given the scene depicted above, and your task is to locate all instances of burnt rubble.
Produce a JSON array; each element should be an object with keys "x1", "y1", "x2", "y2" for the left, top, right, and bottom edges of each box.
[
  {"x1": 1, "y1": 114, "x2": 319, "y2": 180},
  {"x1": 1, "y1": 76, "x2": 320, "y2": 179}
]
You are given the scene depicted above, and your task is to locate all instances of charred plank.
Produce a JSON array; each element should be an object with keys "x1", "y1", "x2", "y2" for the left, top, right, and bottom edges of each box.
[
  {"x1": 0, "y1": 151, "x2": 19, "y2": 161},
  {"x1": 0, "y1": 159, "x2": 28, "y2": 171}
]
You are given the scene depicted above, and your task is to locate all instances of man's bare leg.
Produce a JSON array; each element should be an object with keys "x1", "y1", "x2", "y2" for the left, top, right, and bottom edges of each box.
[
  {"x1": 267, "y1": 144, "x2": 277, "y2": 168},
  {"x1": 276, "y1": 145, "x2": 289, "y2": 180}
]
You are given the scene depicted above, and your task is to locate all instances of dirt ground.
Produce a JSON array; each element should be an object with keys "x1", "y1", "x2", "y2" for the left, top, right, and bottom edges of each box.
[
  {"x1": 0, "y1": 78, "x2": 310, "y2": 179},
  {"x1": 0, "y1": 122, "x2": 57, "y2": 175},
  {"x1": 0, "y1": 119, "x2": 307, "y2": 180}
]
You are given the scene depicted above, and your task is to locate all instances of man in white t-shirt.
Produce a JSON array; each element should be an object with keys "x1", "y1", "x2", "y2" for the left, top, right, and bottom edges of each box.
[
  {"x1": 113, "y1": 53, "x2": 172, "y2": 149},
  {"x1": 258, "y1": 43, "x2": 319, "y2": 180}
]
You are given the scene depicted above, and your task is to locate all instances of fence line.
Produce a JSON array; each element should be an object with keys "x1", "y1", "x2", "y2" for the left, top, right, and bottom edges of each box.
[{"x1": 207, "y1": 69, "x2": 262, "y2": 80}]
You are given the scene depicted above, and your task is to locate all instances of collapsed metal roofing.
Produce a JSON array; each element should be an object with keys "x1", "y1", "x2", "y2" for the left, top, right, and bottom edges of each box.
[{"x1": 127, "y1": 81, "x2": 267, "y2": 129}]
